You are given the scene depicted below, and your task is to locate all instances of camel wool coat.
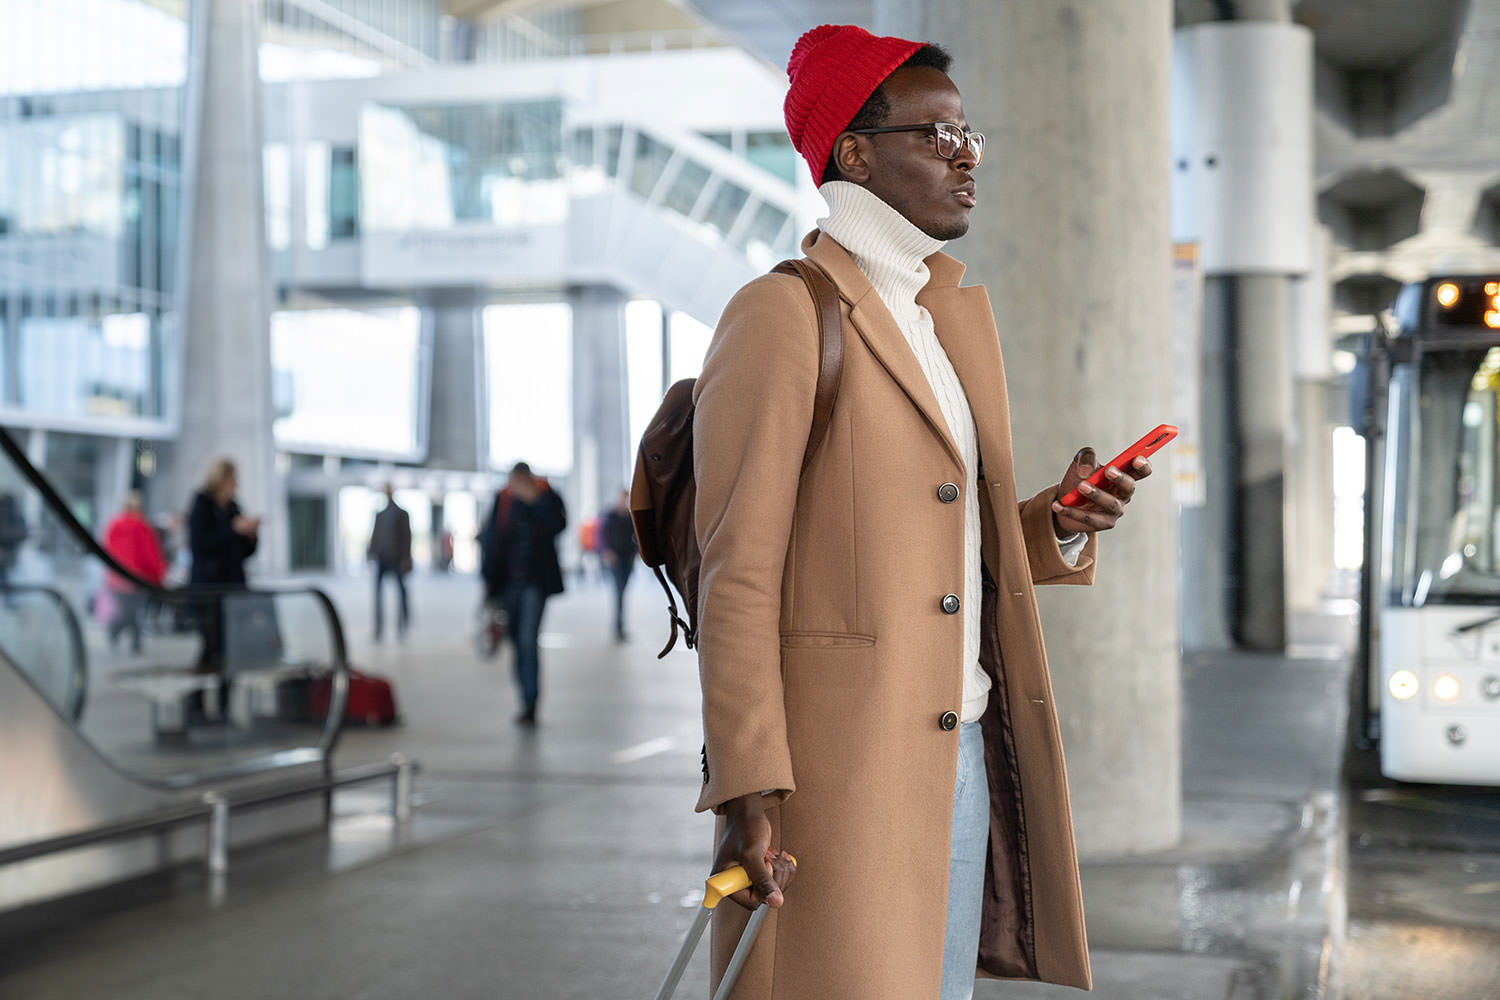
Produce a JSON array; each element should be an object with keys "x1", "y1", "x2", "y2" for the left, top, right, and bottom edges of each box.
[{"x1": 692, "y1": 229, "x2": 1096, "y2": 999}]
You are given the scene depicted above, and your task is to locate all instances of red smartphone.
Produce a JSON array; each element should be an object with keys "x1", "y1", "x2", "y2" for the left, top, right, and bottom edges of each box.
[{"x1": 1057, "y1": 424, "x2": 1177, "y2": 507}]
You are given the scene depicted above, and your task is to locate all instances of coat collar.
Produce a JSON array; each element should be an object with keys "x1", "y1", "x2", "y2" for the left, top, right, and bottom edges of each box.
[{"x1": 801, "y1": 230, "x2": 1010, "y2": 477}]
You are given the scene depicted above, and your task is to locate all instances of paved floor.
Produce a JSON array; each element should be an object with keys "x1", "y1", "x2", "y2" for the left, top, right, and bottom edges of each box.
[
  {"x1": 0, "y1": 571, "x2": 1356, "y2": 999},
  {"x1": 1342, "y1": 737, "x2": 1500, "y2": 1000}
]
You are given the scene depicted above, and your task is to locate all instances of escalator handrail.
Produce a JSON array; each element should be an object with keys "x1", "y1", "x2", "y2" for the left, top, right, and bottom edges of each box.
[
  {"x1": 0, "y1": 426, "x2": 351, "y2": 775},
  {"x1": 0, "y1": 582, "x2": 89, "y2": 720}
]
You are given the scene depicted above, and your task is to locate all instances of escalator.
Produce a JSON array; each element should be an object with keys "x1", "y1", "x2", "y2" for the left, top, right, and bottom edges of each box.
[{"x1": 0, "y1": 427, "x2": 366, "y2": 914}]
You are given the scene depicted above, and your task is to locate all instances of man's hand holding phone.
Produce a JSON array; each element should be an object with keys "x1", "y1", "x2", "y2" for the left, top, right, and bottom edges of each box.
[{"x1": 1050, "y1": 424, "x2": 1175, "y2": 538}]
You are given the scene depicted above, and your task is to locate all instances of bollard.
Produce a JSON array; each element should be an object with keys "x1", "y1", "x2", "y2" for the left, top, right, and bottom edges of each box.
[
  {"x1": 204, "y1": 792, "x2": 230, "y2": 875},
  {"x1": 391, "y1": 753, "x2": 413, "y2": 823}
]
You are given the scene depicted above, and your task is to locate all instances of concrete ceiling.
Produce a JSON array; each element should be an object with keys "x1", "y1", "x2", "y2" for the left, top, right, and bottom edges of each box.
[
  {"x1": 1295, "y1": 0, "x2": 1466, "y2": 72},
  {"x1": 441, "y1": 0, "x2": 616, "y2": 22},
  {"x1": 440, "y1": 1, "x2": 1480, "y2": 105}
]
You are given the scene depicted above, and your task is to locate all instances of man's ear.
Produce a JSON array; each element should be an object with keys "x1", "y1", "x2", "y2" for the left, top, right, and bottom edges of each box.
[{"x1": 831, "y1": 133, "x2": 871, "y2": 184}]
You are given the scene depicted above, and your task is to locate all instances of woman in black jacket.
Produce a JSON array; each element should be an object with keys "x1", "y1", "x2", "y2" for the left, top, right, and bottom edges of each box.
[{"x1": 186, "y1": 458, "x2": 260, "y2": 722}]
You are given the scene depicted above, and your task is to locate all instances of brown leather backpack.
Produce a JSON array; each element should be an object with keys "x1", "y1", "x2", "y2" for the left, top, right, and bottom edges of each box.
[{"x1": 629, "y1": 258, "x2": 845, "y2": 657}]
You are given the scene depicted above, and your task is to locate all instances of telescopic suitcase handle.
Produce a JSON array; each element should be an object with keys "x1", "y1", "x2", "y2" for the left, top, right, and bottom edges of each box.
[{"x1": 654, "y1": 859, "x2": 796, "y2": 1000}]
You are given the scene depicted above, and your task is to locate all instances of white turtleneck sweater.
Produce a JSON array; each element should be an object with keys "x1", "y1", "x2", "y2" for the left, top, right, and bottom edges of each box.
[{"x1": 817, "y1": 180, "x2": 1083, "y2": 724}]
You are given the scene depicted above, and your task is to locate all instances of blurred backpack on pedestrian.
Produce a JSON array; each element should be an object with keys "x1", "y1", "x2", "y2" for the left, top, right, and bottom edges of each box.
[{"x1": 629, "y1": 259, "x2": 845, "y2": 657}]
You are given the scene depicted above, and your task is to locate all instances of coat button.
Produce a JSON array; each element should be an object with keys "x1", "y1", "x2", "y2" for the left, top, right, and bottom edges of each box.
[
  {"x1": 941, "y1": 594, "x2": 961, "y2": 615},
  {"x1": 938, "y1": 483, "x2": 959, "y2": 503},
  {"x1": 940, "y1": 711, "x2": 958, "y2": 731}
]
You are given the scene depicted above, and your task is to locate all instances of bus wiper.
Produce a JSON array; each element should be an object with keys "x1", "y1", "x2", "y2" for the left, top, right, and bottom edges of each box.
[{"x1": 1452, "y1": 613, "x2": 1500, "y2": 635}]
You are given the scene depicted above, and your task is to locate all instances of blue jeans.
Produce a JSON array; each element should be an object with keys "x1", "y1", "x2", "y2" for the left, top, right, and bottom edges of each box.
[
  {"x1": 941, "y1": 722, "x2": 990, "y2": 1000},
  {"x1": 502, "y1": 583, "x2": 547, "y2": 711},
  {"x1": 373, "y1": 562, "x2": 408, "y2": 638}
]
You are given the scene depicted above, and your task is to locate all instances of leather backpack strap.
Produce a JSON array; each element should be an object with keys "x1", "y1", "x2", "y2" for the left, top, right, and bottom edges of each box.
[{"x1": 772, "y1": 258, "x2": 846, "y2": 474}]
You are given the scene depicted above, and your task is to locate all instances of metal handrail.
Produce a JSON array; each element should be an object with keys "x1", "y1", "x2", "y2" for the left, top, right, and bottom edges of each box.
[{"x1": 0, "y1": 755, "x2": 416, "y2": 875}]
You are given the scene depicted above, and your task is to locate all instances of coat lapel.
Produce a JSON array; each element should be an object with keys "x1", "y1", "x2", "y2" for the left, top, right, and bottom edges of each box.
[
  {"x1": 919, "y1": 253, "x2": 1013, "y2": 476},
  {"x1": 803, "y1": 232, "x2": 964, "y2": 470}
]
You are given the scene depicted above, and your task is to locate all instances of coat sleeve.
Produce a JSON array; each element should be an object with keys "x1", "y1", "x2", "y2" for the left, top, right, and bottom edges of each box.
[
  {"x1": 691, "y1": 275, "x2": 820, "y2": 814},
  {"x1": 1018, "y1": 484, "x2": 1098, "y2": 586},
  {"x1": 539, "y1": 490, "x2": 567, "y2": 538}
]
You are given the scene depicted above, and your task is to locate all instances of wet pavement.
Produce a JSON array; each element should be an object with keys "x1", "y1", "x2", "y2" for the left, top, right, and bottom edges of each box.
[
  {"x1": 0, "y1": 573, "x2": 1383, "y2": 999},
  {"x1": 1342, "y1": 747, "x2": 1500, "y2": 1000}
]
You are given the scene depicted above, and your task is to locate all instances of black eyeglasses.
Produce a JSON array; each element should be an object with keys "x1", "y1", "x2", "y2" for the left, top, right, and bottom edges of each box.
[{"x1": 846, "y1": 121, "x2": 985, "y2": 165}]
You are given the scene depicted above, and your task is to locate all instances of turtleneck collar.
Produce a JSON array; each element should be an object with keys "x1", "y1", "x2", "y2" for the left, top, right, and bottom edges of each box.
[{"x1": 816, "y1": 180, "x2": 945, "y2": 319}]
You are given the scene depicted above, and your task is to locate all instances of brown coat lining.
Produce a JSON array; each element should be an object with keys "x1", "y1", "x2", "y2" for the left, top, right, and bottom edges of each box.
[{"x1": 977, "y1": 567, "x2": 1038, "y2": 978}]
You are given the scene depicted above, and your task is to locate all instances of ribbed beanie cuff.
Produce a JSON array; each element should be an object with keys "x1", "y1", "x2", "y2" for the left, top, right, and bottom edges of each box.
[{"x1": 784, "y1": 24, "x2": 925, "y2": 184}]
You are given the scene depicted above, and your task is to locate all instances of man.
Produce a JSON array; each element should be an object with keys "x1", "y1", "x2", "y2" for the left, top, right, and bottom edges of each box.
[
  {"x1": 692, "y1": 26, "x2": 1154, "y2": 1000},
  {"x1": 480, "y1": 462, "x2": 566, "y2": 726},
  {"x1": 600, "y1": 489, "x2": 637, "y2": 641},
  {"x1": 367, "y1": 484, "x2": 413, "y2": 642}
]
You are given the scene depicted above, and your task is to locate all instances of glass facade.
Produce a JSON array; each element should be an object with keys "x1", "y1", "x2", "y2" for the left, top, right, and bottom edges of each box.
[
  {"x1": 360, "y1": 101, "x2": 566, "y2": 232},
  {"x1": 258, "y1": 0, "x2": 583, "y2": 80},
  {"x1": 0, "y1": 0, "x2": 190, "y2": 431}
]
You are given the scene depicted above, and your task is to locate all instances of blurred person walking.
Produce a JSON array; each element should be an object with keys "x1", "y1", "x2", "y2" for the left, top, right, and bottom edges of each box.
[
  {"x1": 367, "y1": 484, "x2": 413, "y2": 642},
  {"x1": 600, "y1": 489, "x2": 637, "y2": 642},
  {"x1": 101, "y1": 490, "x2": 167, "y2": 654},
  {"x1": 480, "y1": 462, "x2": 566, "y2": 726}
]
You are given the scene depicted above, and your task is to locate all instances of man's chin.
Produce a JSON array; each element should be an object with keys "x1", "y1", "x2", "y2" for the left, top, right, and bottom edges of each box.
[{"x1": 924, "y1": 216, "x2": 971, "y2": 241}]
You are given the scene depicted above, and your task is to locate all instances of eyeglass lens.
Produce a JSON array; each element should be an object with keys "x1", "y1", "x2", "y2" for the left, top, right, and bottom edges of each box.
[{"x1": 935, "y1": 124, "x2": 984, "y2": 163}]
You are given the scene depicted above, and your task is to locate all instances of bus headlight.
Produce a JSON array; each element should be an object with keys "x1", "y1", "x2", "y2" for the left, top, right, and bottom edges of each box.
[
  {"x1": 1433, "y1": 675, "x2": 1462, "y2": 702},
  {"x1": 1389, "y1": 670, "x2": 1419, "y2": 700}
]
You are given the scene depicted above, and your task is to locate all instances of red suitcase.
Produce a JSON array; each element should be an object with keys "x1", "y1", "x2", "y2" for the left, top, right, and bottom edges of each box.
[{"x1": 309, "y1": 668, "x2": 399, "y2": 726}]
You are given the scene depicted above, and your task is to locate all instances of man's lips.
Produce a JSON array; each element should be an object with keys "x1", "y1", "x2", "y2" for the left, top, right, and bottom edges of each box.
[{"x1": 954, "y1": 186, "x2": 976, "y2": 208}]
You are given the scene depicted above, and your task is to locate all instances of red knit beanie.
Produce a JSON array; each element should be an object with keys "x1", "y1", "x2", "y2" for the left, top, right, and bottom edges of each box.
[{"x1": 784, "y1": 25, "x2": 926, "y2": 184}]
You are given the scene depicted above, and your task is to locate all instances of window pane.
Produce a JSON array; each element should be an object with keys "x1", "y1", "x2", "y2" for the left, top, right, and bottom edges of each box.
[
  {"x1": 628, "y1": 134, "x2": 674, "y2": 201},
  {"x1": 270, "y1": 307, "x2": 424, "y2": 457},
  {"x1": 485, "y1": 303, "x2": 573, "y2": 475},
  {"x1": 662, "y1": 159, "x2": 710, "y2": 218}
]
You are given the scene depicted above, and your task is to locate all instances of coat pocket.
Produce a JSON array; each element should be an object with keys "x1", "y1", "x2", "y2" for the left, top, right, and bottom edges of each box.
[{"x1": 780, "y1": 631, "x2": 876, "y2": 649}]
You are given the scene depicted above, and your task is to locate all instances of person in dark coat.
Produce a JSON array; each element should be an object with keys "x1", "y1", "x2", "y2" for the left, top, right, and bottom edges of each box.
[
  {"x1": 480, "y1": 462, "x2": 566, "y2": 726},
  {"x1": 367, "y1": 483, "x2": 413, "y2": 642},
  {"x1": 187, "y1": 458, "x2": 259, "y2": 721},
  {"x1": 600, "y1": 489, "x2": 637, "y2": 642}
]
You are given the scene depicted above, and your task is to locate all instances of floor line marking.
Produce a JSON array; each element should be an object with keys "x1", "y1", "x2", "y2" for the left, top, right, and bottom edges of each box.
[{"x1": 611, "y1": 736, "x2": 675, "y2": 765}]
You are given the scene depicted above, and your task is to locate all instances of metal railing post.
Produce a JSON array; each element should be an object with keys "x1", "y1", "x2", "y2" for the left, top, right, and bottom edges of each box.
[
  {"x1": 205, "y1": 792, "x2": 229, "y2": 875},
  {"x1": 391, "y1": 753, "x2": 413, "y2": 823}
]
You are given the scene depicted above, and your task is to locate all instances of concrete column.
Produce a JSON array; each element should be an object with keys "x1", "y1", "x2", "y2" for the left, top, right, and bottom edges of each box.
[
  {"x1": 1287, "y1": 238, "x2": 1336, "y2": 617},
  {"x1": 1182, "y1": 279, "x2": 1238, "y2": 651},
  {"x1": 1289, "y1": 378, "x2": 1334, "y2": 612},
  {"x1": 161, "y1": 0, "x2": 284, "y2": 574},
  {"x1": 424, "y1": 288, "x2": 488, "y2": 471},
  {"x1": 568, "y1": 285, "x2": 630, "y2": 526},
  {"x1": 875, "y1": 1, "x2": 1179, "y2": 854},
  {"x1": 1174, "y1": 3, "x2": 1307, "y2": 652},
  {"x1": 1234, "y1": 274, "x2": 1291, "y2": 648}
]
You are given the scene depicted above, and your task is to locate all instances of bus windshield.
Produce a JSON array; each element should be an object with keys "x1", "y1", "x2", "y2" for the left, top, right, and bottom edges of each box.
[{"x1": 1392, "y1": 344, "x2": 1500, "y2": 605}]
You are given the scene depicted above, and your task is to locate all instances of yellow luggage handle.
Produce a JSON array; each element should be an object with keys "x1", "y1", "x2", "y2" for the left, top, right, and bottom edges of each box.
[{"x1": 701, "y1": 857, "x2": 796, "y2": 910}]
